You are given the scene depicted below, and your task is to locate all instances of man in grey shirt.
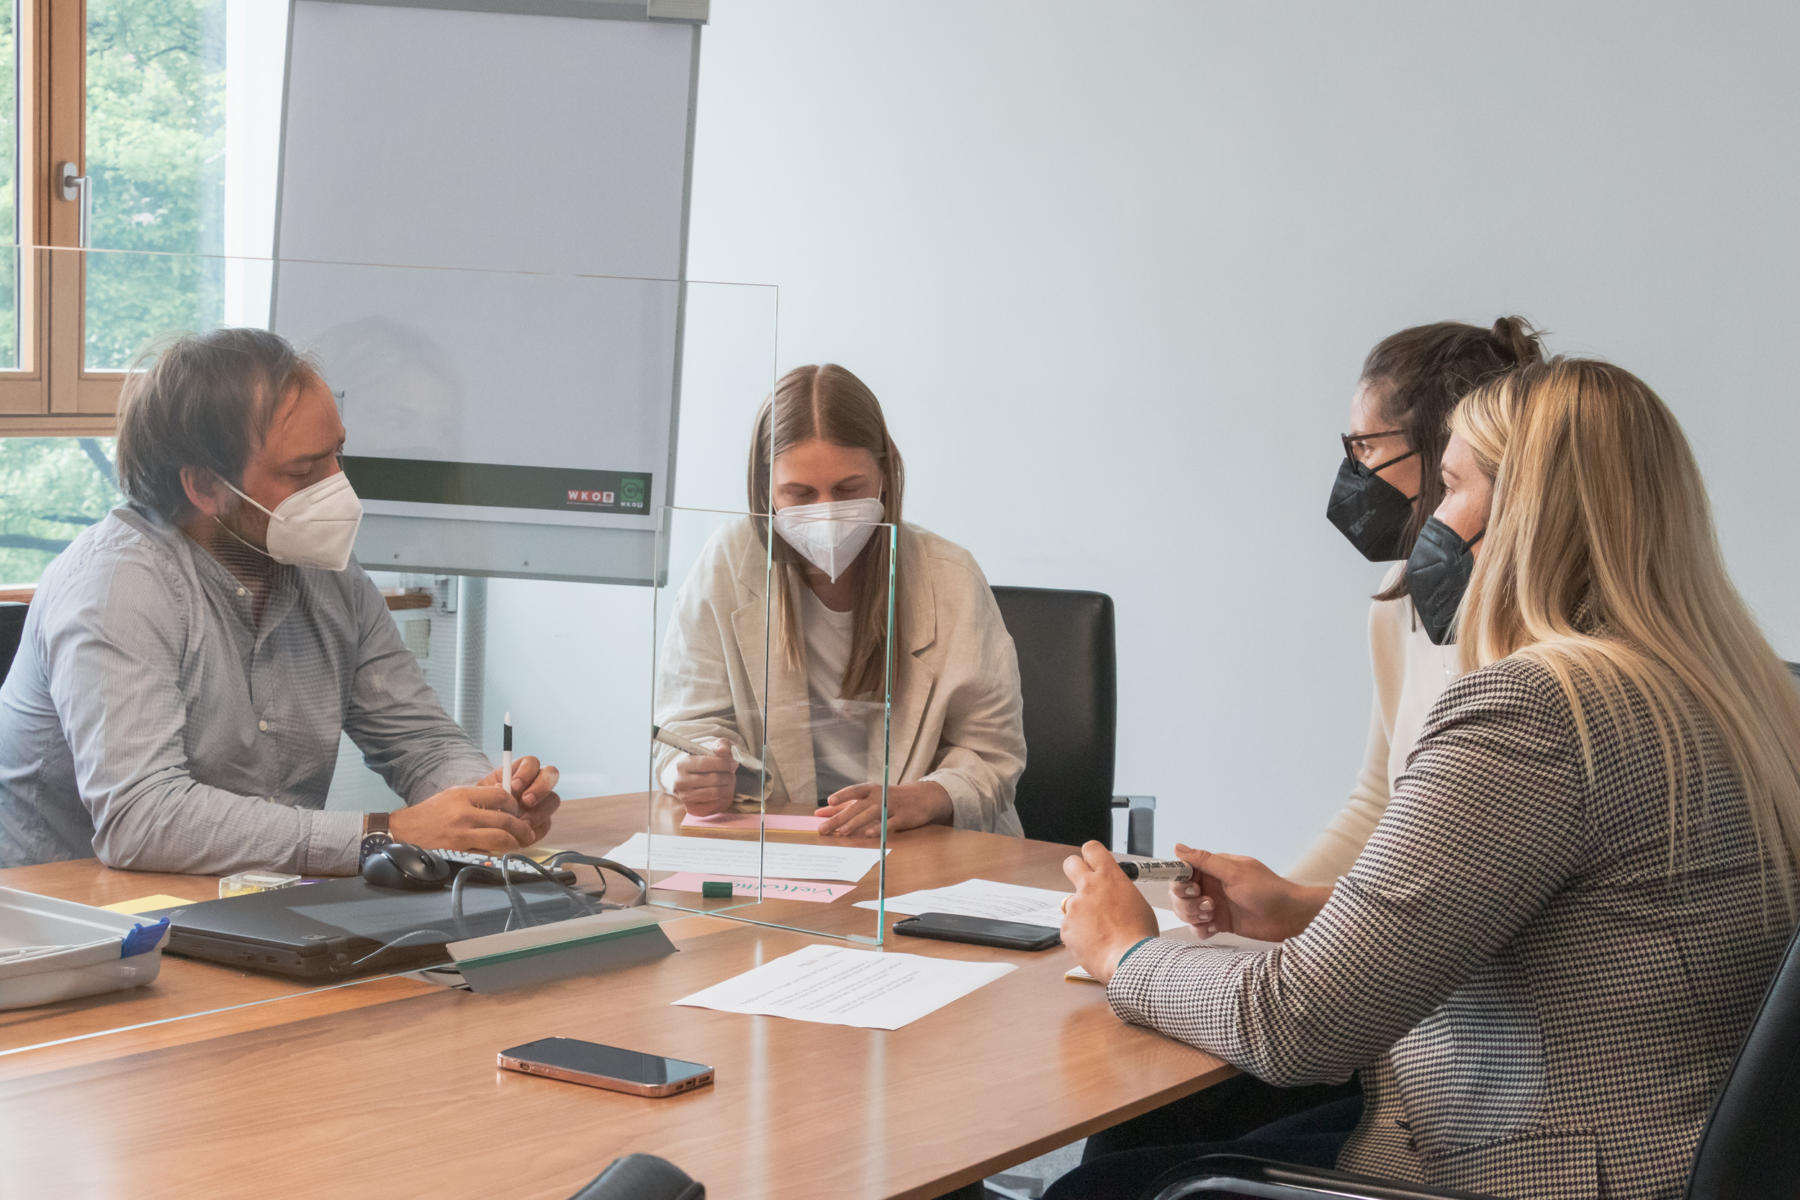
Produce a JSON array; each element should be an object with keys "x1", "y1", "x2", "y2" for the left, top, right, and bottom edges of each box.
[{"x1": 0, "y1": 329, "x2": 560, "y2": 875}]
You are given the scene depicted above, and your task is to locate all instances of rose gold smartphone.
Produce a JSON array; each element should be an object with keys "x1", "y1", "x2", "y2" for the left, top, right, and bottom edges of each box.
[{"x1": 497, "y1": 1037, "x2": 714, "y2": 1098}]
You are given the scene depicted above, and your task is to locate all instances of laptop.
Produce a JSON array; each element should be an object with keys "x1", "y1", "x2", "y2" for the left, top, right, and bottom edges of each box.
[{"x1": 160, "y1": 875, "x2": 610, "y2": 980}]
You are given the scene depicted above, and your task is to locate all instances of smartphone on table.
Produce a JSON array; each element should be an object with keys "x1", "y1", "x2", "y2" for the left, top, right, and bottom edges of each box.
[
  {"x1": 892, "y1": 911, "x2": 1062, "y2": 951},
  {"x1": 497, "y1": 1037, "x2": 714, "y2": 1098}
]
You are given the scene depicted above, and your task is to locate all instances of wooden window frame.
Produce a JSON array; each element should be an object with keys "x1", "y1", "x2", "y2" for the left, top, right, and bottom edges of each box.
[
  {"x1": 0, "y1": 0, "x2": 48, "y2": 418},
  {"x1": 0, "y1": 0, "x2": 126, "y2": 436}
]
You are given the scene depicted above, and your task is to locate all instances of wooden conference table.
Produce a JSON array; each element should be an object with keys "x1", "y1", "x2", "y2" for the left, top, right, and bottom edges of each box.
[{"x1": 0, "y1": 795, "x2": 1230, "y2": 1199}]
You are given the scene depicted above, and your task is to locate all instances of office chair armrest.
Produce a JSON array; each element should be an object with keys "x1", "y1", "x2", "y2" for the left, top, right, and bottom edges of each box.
[
  {"x1": 1112, "y1": 794, "x2": 1156, "y2": 857},
  {"x1": 1149, "y1": 1154, "x2": 1498, "y2": 1200},
  {"x1": 568, "y1": 1154, "x2": 703, "y2": 1200}
]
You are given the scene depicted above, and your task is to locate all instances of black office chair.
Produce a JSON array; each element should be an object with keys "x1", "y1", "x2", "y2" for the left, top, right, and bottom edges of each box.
[
  {"x1": 990, "y1": 586, "x2": 1154, "y2": 855},
  {"x1": 1148, "y1": 916, "x2": 1800, "y2": 1200},
  {"x1": 0, "y1": 602, "x2": 27, "y2": 687},
  {"x1": 568, "y1": 1154, "x2": 702, "y2": 1200}
]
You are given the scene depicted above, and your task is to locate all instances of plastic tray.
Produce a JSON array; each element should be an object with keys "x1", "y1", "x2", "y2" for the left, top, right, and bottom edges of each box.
[{"x1": 0, "y1": 887, "x2": 170, "y2": 1011}]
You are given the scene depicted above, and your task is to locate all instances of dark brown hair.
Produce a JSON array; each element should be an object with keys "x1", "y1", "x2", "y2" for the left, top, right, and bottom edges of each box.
[
  {"x1": 115, "y1": 327, "x2": 322, "y2": 522},
  {"x1": 1363, "y1": 316, "x2": 1543, "y2": 599},
  {"x1": 747, "y1": 363, "x2": 905, "y2": 698}
]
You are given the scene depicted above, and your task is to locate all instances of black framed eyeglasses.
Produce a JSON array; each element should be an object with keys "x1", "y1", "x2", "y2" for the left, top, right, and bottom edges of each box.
[{"x1": 1340, "y1": 429, "x2": 1407, "y2": 460}]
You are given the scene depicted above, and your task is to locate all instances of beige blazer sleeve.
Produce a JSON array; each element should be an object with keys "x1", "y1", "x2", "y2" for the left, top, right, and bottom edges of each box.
[
  {"x1": 904, "y1": 537, "x2": 1027, "y2": 836},
  {"x1": 651, "y1": 523, "x2": 769, "y2": 796}
]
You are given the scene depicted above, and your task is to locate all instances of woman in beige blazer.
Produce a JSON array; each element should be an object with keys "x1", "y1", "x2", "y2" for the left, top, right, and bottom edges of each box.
[{"x1": 653, "y1": 363, "x2": 1026, "y2": 837}]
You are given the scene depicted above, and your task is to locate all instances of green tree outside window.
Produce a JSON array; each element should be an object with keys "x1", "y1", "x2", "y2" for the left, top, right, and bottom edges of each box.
[
  {"x1": 2, "y1": 1, "x2": 225, "y2": 584},
  {"x1": 86, "y1": 0, "x2": 227, "y2": 371}
]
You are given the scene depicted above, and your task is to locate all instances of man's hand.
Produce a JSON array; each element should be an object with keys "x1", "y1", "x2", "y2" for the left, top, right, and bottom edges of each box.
[
  {"x1": 818, "y1": 781, "x2": 952, "y2": 837},
  {"x1": 1060, "y1": 840, "x2": 1160, "y2": 985},
  {"x1": 390, "y1": 785, "x2": 538, "y2": 855},
  {"x1": 667, "y1": 741, "x2": 739, "y2": 816},
  {"x1": 479, "y1": 756, "x2": 562, "y2": 840},
  {"x1": 1169, "y1": 843, "x2": 1332, "y2": 942}
]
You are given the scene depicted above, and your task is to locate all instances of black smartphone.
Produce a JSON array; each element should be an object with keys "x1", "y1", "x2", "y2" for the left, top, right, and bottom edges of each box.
[
  {"x1": 892, "y1": 911, "x2": 1062, "y2": 951},
  {"x1": 497, "y1": 1037, "x2": 714, "y2": 1098}
]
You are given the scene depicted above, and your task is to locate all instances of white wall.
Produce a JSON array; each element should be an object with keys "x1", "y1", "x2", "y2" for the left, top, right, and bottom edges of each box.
[
  {"x1": 480, "y1": 282, "x2": 778, "y2": 802},
  {"x1": 490, "y1": 0, "x2": 1800, "y2": 866}
]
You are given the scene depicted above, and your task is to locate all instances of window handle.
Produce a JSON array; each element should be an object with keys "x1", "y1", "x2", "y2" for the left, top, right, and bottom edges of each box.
[{"x1": 58, "y1": 162, "x2": 90, "y2": 249}]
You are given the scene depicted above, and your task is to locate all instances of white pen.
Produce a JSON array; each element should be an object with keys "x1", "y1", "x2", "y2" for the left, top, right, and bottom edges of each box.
[
  {"x1": 1117, "y1": 859, "x2": 1194, "y2": 882},
  {"x1": 501, "y1": 712, "x2": 514, "y2": 797},
  {"x1": 651, "y1": 724, "x2": 765, "y2": 773}
]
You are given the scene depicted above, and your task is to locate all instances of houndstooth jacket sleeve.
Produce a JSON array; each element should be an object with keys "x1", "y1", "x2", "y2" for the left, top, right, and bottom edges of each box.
[{"x1": 1107, "y1": 656, "x2": 1590, "y2": 1086}]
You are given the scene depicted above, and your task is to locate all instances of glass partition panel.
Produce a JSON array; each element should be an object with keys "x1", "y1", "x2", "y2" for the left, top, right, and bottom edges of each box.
[
  {"x1": 0, "y1": 246, "x2": 778, "y2": 1054},
  {"x1": 646, "y1": 505, "x2": 893, "y2": 944},
  {"x1": 84, "y1": 0, "x2": 286, "y2": 366},
  {"x1": 640, "y1": 505, "x2": 773, "y2": 917}
]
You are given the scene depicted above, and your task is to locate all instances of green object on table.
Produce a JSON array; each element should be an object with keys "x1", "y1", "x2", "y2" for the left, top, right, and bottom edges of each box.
[{"x1": 701, "y1": 880, "x2": 733, "y2": 899}]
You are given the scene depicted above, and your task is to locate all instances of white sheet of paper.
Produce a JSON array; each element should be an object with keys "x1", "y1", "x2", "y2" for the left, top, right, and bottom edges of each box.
[
  {"x1": 672, "y1": 943, "x2": 1014, "y2": 1030},
  {"x1": 856, "y1": 878, "x2": 1186, "y2": 933},
  {"x1": 1066, "y1": 931, "x2": 1282, "y2": 981},
  {"x1": 605, "y1": 832, "x2": 886, "y2": 883}
]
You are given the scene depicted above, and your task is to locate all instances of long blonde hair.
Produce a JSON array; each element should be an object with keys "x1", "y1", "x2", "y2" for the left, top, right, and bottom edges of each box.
[
  {"x1": 747, "y1": 364, "x2": 905, "y2": 698},
  {"x1": 1451, "y1": 359, "x2": 1800, "y2": 909}
]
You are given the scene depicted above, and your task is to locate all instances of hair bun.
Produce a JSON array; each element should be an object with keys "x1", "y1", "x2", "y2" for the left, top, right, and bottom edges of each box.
[{"x1": 1491, "y1": 315, "x2": 1546, "y2": 366}]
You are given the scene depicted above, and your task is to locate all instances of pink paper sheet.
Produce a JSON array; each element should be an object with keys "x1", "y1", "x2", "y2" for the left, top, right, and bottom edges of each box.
[
  {"x1": 654, "y1": 872, "x2": 853, "y2": 903},
  {"x1": 681, "y1": 812, "x2": 827, "y2": 833}
]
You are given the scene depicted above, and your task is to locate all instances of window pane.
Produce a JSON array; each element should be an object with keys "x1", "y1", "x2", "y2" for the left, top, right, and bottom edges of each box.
[
  {"x1": 0, "y1": 0, "x2": 19, "y2": 370},
  {"x1": 0, "y1": 438, "x2": 123, "y2": 585},
  {"x1": 84, "y1": 0, "x2": 228, "y2": 371}
]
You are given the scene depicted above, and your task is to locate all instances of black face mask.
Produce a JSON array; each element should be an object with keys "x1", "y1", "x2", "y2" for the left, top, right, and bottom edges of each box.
[
  {"x1": 1405, "y1": 517, "x2": 1485, "y2": 645},
  {"x1": 1325, "y1": 449, "x2": 1418, "y2": 562}
]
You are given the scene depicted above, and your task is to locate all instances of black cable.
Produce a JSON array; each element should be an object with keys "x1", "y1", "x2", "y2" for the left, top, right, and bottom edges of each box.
[
  {"x1": 350, "y1": 856, "x2": 636, "y2": 974},
  {"x1": 495, "y1": 860, "x2": 527, "y2": 931},
  {"x1": 449, "y1": 868, "x2": 486, "y2": 939},
  {"x1": 453, "y1": 865, "x2": 529, "y2": 933},
  {"x1": 499, "y1": 853, "x2": 596, "y2": 921},
  {"x1": 544, "y1": 852, "x2": 649, "y2": 906}
]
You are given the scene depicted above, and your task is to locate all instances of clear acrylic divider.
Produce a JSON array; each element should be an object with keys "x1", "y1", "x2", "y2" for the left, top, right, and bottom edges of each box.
[
  {"x1": 647, "y1": 505, "x2": 893, "y2": 944},
  {"x1": 643, "y1": 504, "x2": 772, "y2": 917},
  {"x1": 0, "y1": 245, "x2": 779, "y2": 1053}
]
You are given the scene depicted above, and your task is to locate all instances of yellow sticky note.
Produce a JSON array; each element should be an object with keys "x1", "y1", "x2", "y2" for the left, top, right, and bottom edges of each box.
[
  {"x1": 525, "y1": 847, "x2": 566, "y2": 862},
  {"x1": 101, "y1": 894, "x2": 193, "y2": 915}
]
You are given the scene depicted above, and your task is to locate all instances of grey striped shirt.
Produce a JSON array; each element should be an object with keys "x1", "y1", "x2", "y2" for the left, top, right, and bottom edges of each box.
[{"x1": 0, "y1": 506, "x2": 489, "y2": 875}]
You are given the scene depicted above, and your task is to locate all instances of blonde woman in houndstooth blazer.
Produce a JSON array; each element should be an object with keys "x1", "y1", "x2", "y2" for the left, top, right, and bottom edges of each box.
[{"x1": 1058, "y1": 359, "x2": 1800, "y2": 1200}]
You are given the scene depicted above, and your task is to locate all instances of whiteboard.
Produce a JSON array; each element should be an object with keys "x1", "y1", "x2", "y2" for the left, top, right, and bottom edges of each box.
[{"x1": 272, "y1": 0, "x2": 703, "y2": 582}]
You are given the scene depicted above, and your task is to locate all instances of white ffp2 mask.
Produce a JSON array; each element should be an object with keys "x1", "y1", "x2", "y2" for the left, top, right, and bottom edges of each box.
[
  {"x1": 773, "y1": 497, "x2": 885, "y2": 581},
  {"x1": 223, "y1": 471, "x2": 365, "y2": 571}
]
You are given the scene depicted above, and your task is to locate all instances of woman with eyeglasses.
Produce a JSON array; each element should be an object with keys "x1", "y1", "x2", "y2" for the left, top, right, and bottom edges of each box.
[
  {"x1": 1075, "y1": 318, "x2": 1544, "y2": 1165},
  {"x1": 1303, "y1": 316, "x2": 1544, "y2": 878}
]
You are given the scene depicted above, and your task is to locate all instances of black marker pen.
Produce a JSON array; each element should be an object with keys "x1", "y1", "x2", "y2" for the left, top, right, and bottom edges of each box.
[{"x1": 501, "y1": 711, "x2": 513, "y2": 796}]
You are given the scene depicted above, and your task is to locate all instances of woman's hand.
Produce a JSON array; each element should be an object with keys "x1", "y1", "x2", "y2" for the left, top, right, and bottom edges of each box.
[
  {"x1": 1061, "y1": 841, "x2": 1160, "y2": 985},
  {"x1": 818, "y1": 781, "x2": 952, "y2": 836},
  {"x1": 669, "y1": 741, "x2": 740, "y2": 816},
  {"x1": 1169, "y1": 843, "x2": 1332, "y2": 943}
]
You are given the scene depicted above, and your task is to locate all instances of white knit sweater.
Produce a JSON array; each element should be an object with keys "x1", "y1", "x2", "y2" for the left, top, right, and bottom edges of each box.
[{"x1": 1286, "y1": 573, "x2": 1461, "y2": 885}]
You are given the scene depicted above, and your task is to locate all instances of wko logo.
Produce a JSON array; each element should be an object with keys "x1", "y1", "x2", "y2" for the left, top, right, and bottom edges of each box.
[{"x1": 567, "y1": 489, "x2": 615, "y2": 505}]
